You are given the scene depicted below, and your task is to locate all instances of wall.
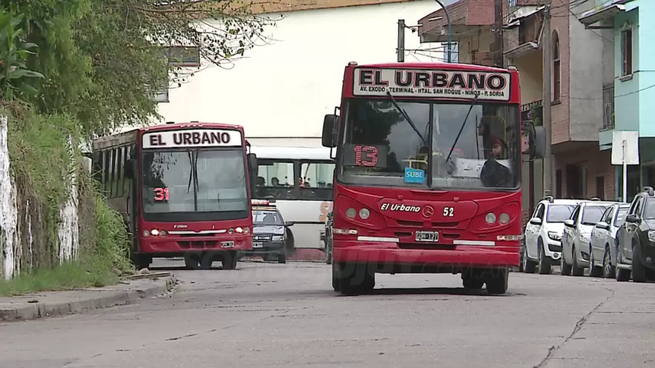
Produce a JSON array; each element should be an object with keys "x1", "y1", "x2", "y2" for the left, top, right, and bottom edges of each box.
[
  {"x1": 635, "y1": 1, "x2": 655, "y2": 138},
  {"x1": 550, "y1": 0, "x2": 571, "y2": 145},
  {"x1": 512, "y1": 51, "x2": 543, "y2": 104},
  {"x1": 555, "y1": 148, "x2": 615, "y2": 199},
  {"x1": 613, "y1": 8, "x2": 640, "y2": 133},
  {"x1": 456, "y1": 29, "x2": 494, "y2": 65},
  {"x1": 154, "y1": 1, "x2": 442, "y2": 142},
  {"x1": 568, "y1": 7, "x2": 606, "y2": 142}
]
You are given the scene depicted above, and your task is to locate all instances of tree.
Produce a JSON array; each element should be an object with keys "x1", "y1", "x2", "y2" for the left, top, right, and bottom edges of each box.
[{"x1": 3, "y1": 0, "x2": 281, "y2": 134}]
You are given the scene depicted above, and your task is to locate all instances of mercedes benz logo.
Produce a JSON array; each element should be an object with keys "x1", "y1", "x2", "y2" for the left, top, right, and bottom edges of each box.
[{"x1": 422, "y1": 205, "x2": 434, "y2": 218}]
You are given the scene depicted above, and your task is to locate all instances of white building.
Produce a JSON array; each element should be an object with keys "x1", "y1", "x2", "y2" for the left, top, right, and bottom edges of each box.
[{"x1": 154, "y1": 0, "x2": 451, "y2": 147}]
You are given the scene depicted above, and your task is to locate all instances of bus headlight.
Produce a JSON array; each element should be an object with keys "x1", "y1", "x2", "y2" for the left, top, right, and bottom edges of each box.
[
  {"x1": 235, "y1": 227, "x2": 244, "y2": 233},
  {"x1": 359, "y1": 208, "x2": 370, "y2": 219},
  {"x1": 346, "y1": 208, "x2": 356, "y2": 219},
  {"x1": 143, "y1": 230, "x2": 150, "y2": 237},
  {"x1": 151, "y1": 229, "x2": 160, "y2": 236},
  {"x1": 244, "y1": 227, "x2": 250, "y2": 234},
  {"x1": 499, "y1": 213, "x2": 510, "y2": 224},
  {"x1": 228, "y1": 228, "x2": 234, "y2": 234},
  {"x1": 485, "y1": 213, "x2": 497, "y2": 224}
]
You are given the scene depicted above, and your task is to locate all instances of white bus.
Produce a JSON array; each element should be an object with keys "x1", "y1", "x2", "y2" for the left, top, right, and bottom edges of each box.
[{"x1": 248, "y1": 145, "x2": 334, "y2": 257}]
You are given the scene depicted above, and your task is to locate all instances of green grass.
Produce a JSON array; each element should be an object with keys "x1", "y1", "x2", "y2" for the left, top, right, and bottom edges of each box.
[{"x1": 0, "y1": 258, "x2": 120, "y2": 297}]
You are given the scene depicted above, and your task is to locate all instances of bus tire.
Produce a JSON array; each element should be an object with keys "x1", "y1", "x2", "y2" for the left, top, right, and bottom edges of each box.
[
  {"x1": 222, "y1": 251, "x2": 238, "y2": 270},
  {"x1": 485, "y1": 268, "x2": 509, "y2": 295},
  {"x1": 132, "y1": 254, "x2": 151, "y2": 270},
  {"x1": 338, "y1": 263, "x2": 375, "y2": 296},
  {"x1": 200, "y1": 252, "x2": 214, "y2": 270},
  {"x1": 184, "y1": 253, "x2": 201, "y2": 270},
  {"x1": 285, "y1": 229, "x2": 296, "y2": 257}
]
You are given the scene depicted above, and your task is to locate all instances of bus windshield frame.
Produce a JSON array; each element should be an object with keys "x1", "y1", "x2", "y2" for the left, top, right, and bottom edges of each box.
[
  {"x1": 336, "y1": 97, "x2": 521, "y2": 192},
  {"x1": 140, "y1": 146, "x2": 250, "y2": 222}
]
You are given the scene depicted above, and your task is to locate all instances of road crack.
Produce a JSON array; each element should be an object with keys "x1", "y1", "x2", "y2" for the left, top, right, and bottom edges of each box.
[{"x1": 532, "y1": 287, "x2": 615, "y2": 368}]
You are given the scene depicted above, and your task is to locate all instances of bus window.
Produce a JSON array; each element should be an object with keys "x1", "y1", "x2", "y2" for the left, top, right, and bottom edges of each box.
[
  {"x1": 300, "y1": 161, "x2": 334, "y2": 200},
  {"x1": 256, "y1": 159, "x2": 295, "y2": 199}
]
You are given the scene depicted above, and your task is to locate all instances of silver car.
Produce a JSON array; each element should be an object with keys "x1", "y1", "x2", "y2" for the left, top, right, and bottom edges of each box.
[
  {"x1": 561, "y1": 200, "x2": 614, "y2": 276},
  {"x1": 589, "y1": 203, "x2": 629, "y2": 278}
]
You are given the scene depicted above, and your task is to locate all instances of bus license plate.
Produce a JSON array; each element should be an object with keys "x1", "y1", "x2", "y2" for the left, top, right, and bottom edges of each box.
[
  {"x1": 415, "y1": 231, "x2": 439, "y2": 242},
  {"x1": 253, "y1": 242, "x2": 264, "y2": 248}
]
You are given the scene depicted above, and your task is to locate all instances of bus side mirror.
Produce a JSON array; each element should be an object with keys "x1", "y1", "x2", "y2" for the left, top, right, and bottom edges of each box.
[
  {"x1": 531, "y1": 126, "x2": 546, "y2": 159},
  {"x1": 125, "y1": 159, "x2": 136, "y2": 179},
  {"x1": 322, "y1": 114, "x2": 339, "y2": 148},
  {"x1": 247, "y1": 153, "x2": 258, "y2": 194}
]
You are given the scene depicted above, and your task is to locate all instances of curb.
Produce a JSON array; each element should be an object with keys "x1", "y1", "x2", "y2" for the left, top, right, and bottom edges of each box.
[{"x1": 0, "y1": 274, "x2": 177, "y2": 323}]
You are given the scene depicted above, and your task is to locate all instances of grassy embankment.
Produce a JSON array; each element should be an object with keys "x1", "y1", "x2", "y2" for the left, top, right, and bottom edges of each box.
[{"x1": 0, "y1": 110, "x2": 132, "y2": 296}]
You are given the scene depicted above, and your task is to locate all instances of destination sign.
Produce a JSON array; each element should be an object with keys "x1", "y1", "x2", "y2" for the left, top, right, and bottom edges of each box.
[
  {"x1": 142, "y1": 129, "x2": 243, "y2": 149},
  {"x1": 352, "y1": 68, "x2": 511, "y2": 101}
]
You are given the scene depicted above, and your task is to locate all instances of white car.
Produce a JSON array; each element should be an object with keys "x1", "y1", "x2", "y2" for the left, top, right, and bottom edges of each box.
[
  {"x1": 561, "y1": 200, "x2": 615, "y2": 276},
  {"x1": 589, "y1": 202, "x2": 630, "y2": 278},
  {"x1": 523, "y1": 197, "x2": 581, "y2": 274}
]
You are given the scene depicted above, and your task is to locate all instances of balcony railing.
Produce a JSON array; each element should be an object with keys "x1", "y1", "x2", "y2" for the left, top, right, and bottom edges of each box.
[{"x1": 602, "y1": 84, "x2": 615, "y2": 130}]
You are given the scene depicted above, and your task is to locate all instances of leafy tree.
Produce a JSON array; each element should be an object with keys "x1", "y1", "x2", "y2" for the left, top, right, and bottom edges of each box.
[
  {"x1": 2, "y1": 0, "x2": 281, "y2": 134},
  {"x1": 0, "y1": 8, "x2": 44, "y2": 102}
]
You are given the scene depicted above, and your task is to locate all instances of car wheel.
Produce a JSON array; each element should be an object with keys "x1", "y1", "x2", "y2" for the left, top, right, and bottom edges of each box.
[
  {"x1": 537, "y1": 240, "x2": 552, "y2": 275},
  {"x1": 616, "y1": 250, "x2": 631, "y2": 282},
  {"x1": 571, "y1": 246, "x2": 585, "y2": 276},
  {"x1": 602, "y1": 245, "x2": 615, "y2": 278},
  {"x1": 632, "y1": 243, "x2": 647, "y2": 283},
  {"x1": 523, "y1": 244, "x2": 537, "y2": 273},
  {"x1": 589, "y1": 246, "x2": 603, "y2": 277}
]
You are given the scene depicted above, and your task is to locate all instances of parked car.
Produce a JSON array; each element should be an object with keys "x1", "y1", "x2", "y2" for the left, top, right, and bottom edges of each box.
[
  {"x1": 561, "y1": 199, "x2": 613, "y2": 276},
  {"x1": 614, "y1": 186, "x2": 655, "y2": 282},
  {"x1": 523, "y1": 196, "x2": 581, "y2": 274},
  {"x1": 589, "y1": 202, "x2": 629, "y2": 278}
]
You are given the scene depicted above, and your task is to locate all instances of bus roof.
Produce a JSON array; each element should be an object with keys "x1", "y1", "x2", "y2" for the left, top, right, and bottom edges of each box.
[
  {"x1": 249, "y1": 145, "x2": 333, "y2": 161},
  {"x1": 91, "y1": 122, "x2": 245, "y2": 150},
  {"x1": 347, "y1": 61, "x2": 515, "y2": 73}
]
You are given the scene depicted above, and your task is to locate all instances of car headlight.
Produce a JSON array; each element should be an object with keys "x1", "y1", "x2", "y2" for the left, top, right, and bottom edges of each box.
[
  {"x1": 547, "y1": 231, "x2": 561, "y2": 241},
  {"x1": 272, "y1": 235, "x2": 285, "y2": 242},
  {"x1": 648, "y1": 231, "x2": 655, "y2": 243}
]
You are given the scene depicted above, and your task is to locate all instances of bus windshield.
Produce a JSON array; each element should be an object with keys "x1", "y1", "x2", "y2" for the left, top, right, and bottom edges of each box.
[
  {"x1": 141, "y1": 148, "x2": 249, "y2": 219},
  {"x1": 338, "y1": 98, "x2": 521, "y2": 190}
]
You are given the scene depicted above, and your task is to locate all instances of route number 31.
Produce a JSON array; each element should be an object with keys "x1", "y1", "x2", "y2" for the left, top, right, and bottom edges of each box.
[
  {"x1": 443, "y1": 207, "x2": 454, "y2": 217},
  {"x1": 154, "y1": 187, "x2": 169, "y2": 201}
]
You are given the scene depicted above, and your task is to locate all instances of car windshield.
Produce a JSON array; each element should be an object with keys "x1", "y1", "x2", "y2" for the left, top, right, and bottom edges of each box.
[
  {"x1": 546, "y1": 205, "x2": 575, "y2": 223},
  {"x1": 581, "y1": 205, "x2": 609, "y2": 226},
  {"x1": 253, "y1": 210, "x2": 284, "y2": 226},
  {"x1": 141, "y1": 148, "x2": 248, "y2": 221},
  {"x1": 614, "y1": 207, "x2": 629, "y2": 226},
  {"x1": 338, "y1": 98, "x2": 521, "y2": 190}
]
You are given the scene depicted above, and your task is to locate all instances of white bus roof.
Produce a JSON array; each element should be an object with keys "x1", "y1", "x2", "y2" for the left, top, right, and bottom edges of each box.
[{"x1": 249, "y1": 145, "x2": 333, "y2": 161}]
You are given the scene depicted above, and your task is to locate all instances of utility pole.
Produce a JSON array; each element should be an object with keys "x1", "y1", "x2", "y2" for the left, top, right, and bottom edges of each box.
[
  {"x1": 397, "y1": 19, "x2": 405, "y2": 62},
  {"x1": 542, "y1": 4, "x2": 553, "y2": 196},
  {"x1": 493, "y1": 0, "x2": 504, "y2": 67}
]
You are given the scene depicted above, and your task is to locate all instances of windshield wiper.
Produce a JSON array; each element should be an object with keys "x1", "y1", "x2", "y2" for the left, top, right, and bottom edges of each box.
[
  {"x1": 186, "y1": 150, "x2": 200, "y2": 210},
  {"x1": 386, "y1": 91, "x2": 429, "y2": 147},
  {"x1": 446, "y1": 95, "x2": 479, "y2": 163}
]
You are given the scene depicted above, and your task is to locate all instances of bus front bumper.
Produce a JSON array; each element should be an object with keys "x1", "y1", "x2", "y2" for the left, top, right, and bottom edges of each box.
[
  {"x1": 139, "y1": 236, "x2": 252, "y2": 254},
  {"x1": 333, "y1": 239, "x2": 519, "y2": 269}
]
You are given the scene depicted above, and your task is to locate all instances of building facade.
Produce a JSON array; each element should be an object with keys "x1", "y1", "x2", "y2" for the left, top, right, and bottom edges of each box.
[
  {"x1": 418, "y1": 0, "x2": 616, "y2": 220},
  {"x1": 153, "y1": 0, "x2": 444, "y2": 147},
  {"x1": 580, "y1": 0, "x2": 654, "y2": 202}
]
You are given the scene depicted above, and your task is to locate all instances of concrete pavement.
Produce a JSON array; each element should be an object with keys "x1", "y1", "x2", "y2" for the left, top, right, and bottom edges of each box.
[{"x1": 1, "y1": 260, "x2": 655, "y2": 368}]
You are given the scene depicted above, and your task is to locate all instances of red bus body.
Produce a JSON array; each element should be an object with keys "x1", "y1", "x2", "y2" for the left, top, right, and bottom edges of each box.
[
  {"x1": 323, "y1": 62, "x2": 524, "y2": 295},
  {"x1": 92, "y1": 122, "x2": 257, "y2": 270}
]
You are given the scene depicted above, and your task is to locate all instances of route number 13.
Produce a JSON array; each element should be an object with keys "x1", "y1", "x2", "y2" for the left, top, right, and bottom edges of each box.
[{"x1": 443, "y1": 207, "x2": 454, "y2": 217}]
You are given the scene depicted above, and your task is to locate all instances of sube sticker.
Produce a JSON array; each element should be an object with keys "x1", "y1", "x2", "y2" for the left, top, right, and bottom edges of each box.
[{"x1": 404, "y1": 167, "x2": 425, "y2": 184}]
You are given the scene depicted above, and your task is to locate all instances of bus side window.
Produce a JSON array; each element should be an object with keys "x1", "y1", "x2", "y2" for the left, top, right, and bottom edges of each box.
[{"x1": 300, "y1": 161, "x2": 334, "y2": 201}]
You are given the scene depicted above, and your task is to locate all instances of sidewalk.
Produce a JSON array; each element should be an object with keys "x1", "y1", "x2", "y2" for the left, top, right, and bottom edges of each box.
[{"x1": 0, "y1": 272, "x2": 176, "y2": 323}]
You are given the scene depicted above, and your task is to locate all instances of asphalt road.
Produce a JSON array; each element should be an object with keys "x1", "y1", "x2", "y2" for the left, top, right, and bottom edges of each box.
[{"x1": 2, "y1": 260, "x2": 655, "y2": 368}]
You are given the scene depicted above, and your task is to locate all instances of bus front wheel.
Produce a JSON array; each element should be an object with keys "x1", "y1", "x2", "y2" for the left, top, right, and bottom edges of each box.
[{"x1": 485, "y1": 268, "x2": 509, "y2": 295}]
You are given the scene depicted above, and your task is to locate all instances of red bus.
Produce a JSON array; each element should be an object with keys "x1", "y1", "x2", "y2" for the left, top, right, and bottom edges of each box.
[
  {"x1": 92, "y1": 121, "x2": 258, "y2": 270},
  {"x1": 321, "y1": 62, "x2": 545, "y2": 295}
]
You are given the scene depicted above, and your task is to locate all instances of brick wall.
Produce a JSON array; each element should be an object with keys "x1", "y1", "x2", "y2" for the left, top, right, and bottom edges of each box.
[{"x1": 554, "y1": 148, "x2": 615, "y2": 200}]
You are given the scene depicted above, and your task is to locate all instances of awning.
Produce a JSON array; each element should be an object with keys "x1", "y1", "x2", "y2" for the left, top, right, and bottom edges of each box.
[{"x1": 579, "y1": 2, "x2": 626, "y2": 26}]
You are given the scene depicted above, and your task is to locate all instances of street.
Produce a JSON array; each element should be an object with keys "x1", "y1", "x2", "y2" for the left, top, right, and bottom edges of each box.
[{"x1": 2, "y1": 260, "x2": 655, "y2": 368}]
